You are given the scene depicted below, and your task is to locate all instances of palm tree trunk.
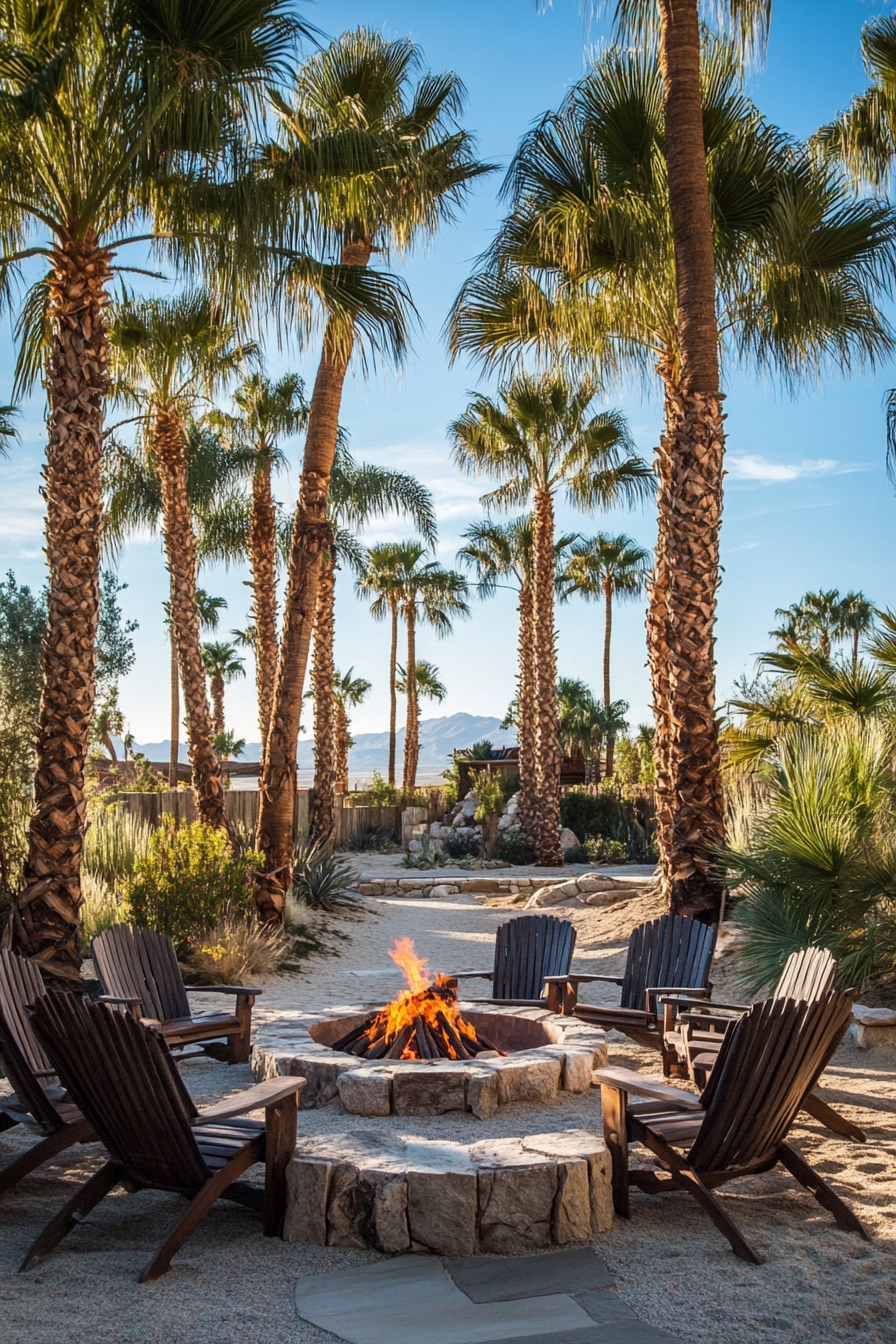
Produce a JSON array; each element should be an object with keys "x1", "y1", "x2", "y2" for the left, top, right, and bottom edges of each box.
[
  {"x1": 169, "y1": 639, "x2": 180, "y2": 789},
  {"x1": 152, "y1": 407, "x2": 230, "y2": 836},
  {"x1": 531, "y1": 488, "x2": 563, "y2": 867},
  {"x1": 335, "y1": 701, "x2": 350, "y2": 794},
  {"x1": 655, "y1": 0, "x2": 726, "y2": 921},
  {"x1": 402, "y1": 602, "x2": 419, "y2": 794},
  {"x1": 210, "y1": 676, "x2": 225, "y2": 736},
  {"x1": 14, "y1": 235, "x2": 111, "y2": 984},
  {"x1": 388, "y1": 602, "x2": 399, "y2": 787},
  {"x1": 516, "y1": 581, "x2": 537, "y2": 852},
  {"x1": 256, "y1": 241, "x2": 371, "y2": 920},
  {"x1": 310, "y1": 553, "x2": 337, "y2": 846},
  {"x1": 603, "y1": 576, "x2": 616, "y2": 778},
  {"x1": 249, "y1": 449, "x2": 279, "y2": 756},
  {"x1": 853, "y1": 629, "x2": 859, "y2": 671}
]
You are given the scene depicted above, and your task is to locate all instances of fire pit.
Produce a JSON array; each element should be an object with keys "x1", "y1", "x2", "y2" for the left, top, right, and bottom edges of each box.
[{"x1": 252, "y1": 939, "x2": 607, "y2": 1120}]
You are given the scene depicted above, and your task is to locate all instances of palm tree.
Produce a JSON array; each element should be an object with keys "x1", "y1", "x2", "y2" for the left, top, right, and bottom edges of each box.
[
  {"x1": 214, "y1": 730, "x2": 247, "y2": 763},
  {"x1": 450, "y1": 373, "x2": 651, "y2": 865},
  {"x1": 557, "y1": 678, "x2": 602, "y2": 785},
  {"x1": 772, "y1": 591, "x2": 842, "y2": 659},
  {"x1": 332, "y1": 668, "x2": 372, "y2": 795},
  {"x1": 309, "y1": 444, "x2": 436, "y2": 844},
  {"x1": 560, "y1": 534, "x2": 651, "y2": 776},
  {"x1": 109, "y1": 292, "x2": 252, "y2": 833},
  {"x1": 162, "y1": 587, "x2": 227, "y2": 789},
  {"x1": 202, "y1": 642, "x2": 246, "y2": 737},
  {"x1": 356, "y1": 544, "x2": 407, "y2": 790},
  {"x1": 209, "y1": 374, "x2": 307, "y2": 754},
  {"x1": 397, "y1": 660, "x2": 448, "y2": 708},
  {"x1": 450, "y1": 44, "x2": 895, "y2": 915},
  {"x1": 255, "y1": 28, "x2": 492, "y2": 912},
  {"x1": 836, "y1": 592, "x2": 876, "y2": 671},
  {"x1": 0, "y1": 0, "x2": 303, "y2": 980},
  {"x1": 457, "y1": 517, "x2": 575, "y2": 850}
]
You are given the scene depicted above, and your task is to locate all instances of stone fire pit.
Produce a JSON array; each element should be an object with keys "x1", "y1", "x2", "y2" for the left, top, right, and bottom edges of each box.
[{"x1": 252, "y1": 1002, "x2": 608, "y2": 1119}]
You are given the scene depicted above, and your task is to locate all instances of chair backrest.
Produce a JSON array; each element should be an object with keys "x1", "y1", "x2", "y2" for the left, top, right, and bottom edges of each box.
[
  {"x1": 28, "y1": 992, "x2": 210, "y2": 1193},
  {"x1": 619, "y1": 914, "x2": 715, "y2": 1011},
  {"x1": 492, "y1": 915, "x2": 577, "y2": 1000},
  {"x1": 688, "y1": 990, "x2": 853, "y2": 1173},
  {"x1": 774, "y1": 946, "x2": 837, "y2": 1002},
  {"x1": 0, "y1": 951, "x2": 60, "y2": 1127},
  {"x1": 92, "y1": 925, "x2": 190, "y2": 1022}
]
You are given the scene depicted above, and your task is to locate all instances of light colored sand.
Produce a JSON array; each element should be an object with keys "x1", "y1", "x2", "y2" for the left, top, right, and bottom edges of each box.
[{"x1": 1, "y1": 886, "x2": 894, "y2": 1343}]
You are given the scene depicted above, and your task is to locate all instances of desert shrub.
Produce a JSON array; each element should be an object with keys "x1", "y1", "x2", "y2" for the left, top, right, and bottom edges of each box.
[
  {"x1": 440, "y1": 765, "x2": 460, "y2": 809},
  {"x1": 83, "y1": 811, "x2": 152, "y2": 894},
  {"x1": 563, "y1": 844, "x2": 589, "y2": 864},
  {"x1": 402, "y1": 835, "x2": 450, "y2": 869},
  {"x1": 583, "y1": 836, "x2": 629, "y2": 864},
  {"x1": 368, "y1": 770, "x2": 397, "y2": 806},
  {"x1": 126, "y1": 817, "x2": 259, "y2": 950},
  {"x1": 290, "y1": 835, "x2": 359, "y2": 911},
  {"x1": 496, "y1": 832, "x2": 534, "y2": 865},
  {"x1": 613, "y1": 738, "x2": 641, "y2": 790},
  {"x1": 444, "y1": 828, "x2": 480, "y2": 859},
  {"x1": 474, "y1": 774, "x2": 505, "y2": 820},
  {"x1": 80, "y1": 873, "x2": 124, "y2": 950},
  {"x1": 125, "y1": 752, "x2": 170, "y2": 792},
  {"x1": 466, "y1": 739, "x2": 493, "y2": 759},
  {"x1": 184, "y1": 915, "x2": 286, "y2": 984}
]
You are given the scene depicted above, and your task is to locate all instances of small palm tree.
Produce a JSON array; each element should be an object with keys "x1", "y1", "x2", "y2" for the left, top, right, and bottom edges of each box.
[
  {"x1": 396, "y1": 660, "x2": 448, "y2": 707},
  {"x1": 332, "y1": 668, "x2": 372, "y2": 794},
  {"x1": 560, "y1": 534, "x2": 651, "y2": 775},
  {"x1": 450, "y1": 373, "x2": 651, "y2": 864},
  {"x1": 835, "y1": 592, "x2": 876, "y2": 671},
  {"x1": 202, "y1": 642, "x2": 246, "y2": 737},
  {"x1": 214, "y1": 730, "x2": 247, "y2": 762}
]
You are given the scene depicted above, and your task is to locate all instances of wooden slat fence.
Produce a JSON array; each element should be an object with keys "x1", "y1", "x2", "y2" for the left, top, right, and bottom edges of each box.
[{"x1": 113, "y1": 790, "x2": 397, "y2": 847}]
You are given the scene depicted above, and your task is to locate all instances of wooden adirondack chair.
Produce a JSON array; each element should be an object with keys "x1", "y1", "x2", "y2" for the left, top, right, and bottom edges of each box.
[
  {"x1": 595, "y1": 991, "x2": 868, "y2": 1264},
  {"x1": 448, "y1": 915, "x2": 577, "y2": 1009},
  {"x1": 0, "y1": 952, "x2": 95, "y2": 1198},
  {"x1": 661, "y1": 946, "x2": 865, "y2": 1143},
  {"x1": 545, "y1": 916, "x2": 714, "y2": 1054},
  {"x1": 20, "y1": 992, "x2": 303, "y2": 1282},
  {"x1": 92, "y1": 924, "x2": 260, "y2": 1064}
]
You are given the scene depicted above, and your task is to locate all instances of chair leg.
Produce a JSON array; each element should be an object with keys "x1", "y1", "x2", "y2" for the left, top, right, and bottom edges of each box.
[
  {"x1": 599, "y1": 1083, "x2": 630, "y2": 1219},
  {"x1": 263, "y1": 1093, "x2": 298, "y2": 1237},
  {"x1": 227, "y1": 994, "x2": 254, "y2": 1065},
  {"x1": 19, "y1": 1160, "x2": 124, "y2": 1271},
  {"x1": 801, "y1": 1091, "x2": 867, "y2": 1144},
  {"x1": 0, "y1": 1119, "x2": 94, "y2": 1198},
  {"x1": 139, "y1": 1144, "x2": 260, "y2": 1282},
  {"x1": 778, "y1": 1143, "x2": 870, "y2": 1240}
]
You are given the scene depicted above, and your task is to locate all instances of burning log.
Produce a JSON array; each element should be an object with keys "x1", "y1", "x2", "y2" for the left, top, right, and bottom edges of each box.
[
  {"x1": 331, "y1": 1016, "x2": 378, "y2": 1052},
  {"x1": 385, "y1": 1024, "x2": 415, "y2": 1059}
]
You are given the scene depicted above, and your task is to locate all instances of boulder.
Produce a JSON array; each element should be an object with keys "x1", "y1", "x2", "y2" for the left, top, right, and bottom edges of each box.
[
  {"x1": 477, "y1": 1161, "x2": 557, "y2": 1253},
  {"x1": 461, "y1": 794, "x2": 478, "y2": 819},
  {"x1": 559, "y1": 827, "x2": 581, "y2": 852},
  {"x1": 337, "y1": 1068, "x2": 392, "y2": 1117},
  {"x1": 851, "y1": 1003, "x2": 896, "y2": 1049},
  {"x1": 408, "y1": 839, "x2": 423, "y2": 854},
  {"x1": 428, "y1": 884, "x2": 459, "y2": 899},
  {"x1": 526, "y1": 884, "x2": 571, "y2": 908},
  {"x1": 429, "y1": 821, "x2": 443, "y2": 838},
  {"x1": 482, "y1": 1055, "x2": 561, "y2": 1104},
  {"x1": 465, "y1": 1068, "x2": 499, "y2": 1120},
  {"x1": 407, "y1": 1168, "x2": 478, "y2": 1255},
  {"x1": 392, "y1": 1065, "x2": 468, "y2": 1116}
]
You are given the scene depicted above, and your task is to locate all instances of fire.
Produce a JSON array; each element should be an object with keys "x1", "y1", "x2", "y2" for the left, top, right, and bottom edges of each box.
[{"x1": 331, "y1": 938, "x2": 504, "y2": 1062}]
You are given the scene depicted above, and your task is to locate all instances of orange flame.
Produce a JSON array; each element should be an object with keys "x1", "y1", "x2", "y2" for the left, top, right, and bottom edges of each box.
[
  {"x1": 367, "y1": 937, "x2": 483, "y2": 1059},
  {"x1": 389, "y1": 936, "x2": 431, "y2": 995}
]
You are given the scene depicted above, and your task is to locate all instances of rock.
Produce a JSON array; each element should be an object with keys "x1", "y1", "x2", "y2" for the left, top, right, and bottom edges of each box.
[
  {"x1": 371, "y1": 1172, "x2": 410, "y2": 1254},
  {"x1": 408, "y1": 839, "x2": 423, "y2": 853},
  {"x1": 526, "y1": 884, "x2": 569, "y2": 908},
  {"x1": 578, "y1": 890, "x2": 632, "y2": 908},
  {"x1": 552, "y1": 1158, "x2": 592, "y2": 1245},
  {"x1": 465, "y1": 1068, "x2": 499, "y2": 1119},
  {"x1": 576, "y1": 875, "x2": 625, "y2": 893},
  {"x1": 407, "y1": 1168, "x2": 478, "y2": 1255},
  {"x1": 477, "y1": 1162, "x2": 557, "y2": 1253},
  {"x1": 851, "y1": 1004, "x2": 896, "y2": 1049},
  {"x1": 497, "y1": 814, "x2": 513, "y2": 831},
  {"x1": 505, "y1": 800, "x2": 519, "y2": 815},
  {"x1": 428, "y1": 884, "x2": 458, "y2": 899},
  {"x1": 522, "y1": 1130, "x2": 613, "y2": 1235},
  {"x1": 261, "y1": 1052, "x2": 359, "y2": 1109},
  {"x1": 337, "y1": 1068, "x2": 392, "y2": 1117},
  {"x1": 325, "y1": 1163, "x2": 370, "y2": 1249},
  {"x1": 713, "y1": 924, "x2": 750, "y2": 957},
  {"x1": 461, "y1": 795, "x2": 478, "y2": 819},
  {"x1": 284, "y1": 1158, "x2": 332, "y2": 1244},
  {"x1": 452, "y1": 813, "x2": 466, "y2": 828},
  {"x1": 357, "y1": 883, "x2": 379, "y2": 896},
  {"x1": 392, "y1": 1065, "x2": 467, "y2": 1116},
  {"x1": 430, "y1": 821, "x2": 443, "y2": 838},
  {"x1": 484, "y1": 1056, "x2": 562, "y2": 1104},
  {"x1": 562, "y1": 1050, "x2": 595, "y2": 1093},
  {"x1": 559, "y1": 827, "x2": 581, "y2": 851}
]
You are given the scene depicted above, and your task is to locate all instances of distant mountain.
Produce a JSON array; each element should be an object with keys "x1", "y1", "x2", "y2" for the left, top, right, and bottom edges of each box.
[{"x1": 121, "y1": 713, "x2": 516, "y2": 776}]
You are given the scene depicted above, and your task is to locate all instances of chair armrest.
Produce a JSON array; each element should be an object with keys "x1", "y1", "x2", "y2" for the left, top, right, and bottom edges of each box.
[
  {"x1": 679, "y1": 999, "x2": 749, "y2": 1014},
  {"x1": 645, "y1": 984, "x2": 711, "y2": 1012},
  {"x1": 195, "y1": 1076, "x2": 305, "y2": 1123},
  {"x1": 593, "y1": 1065, "x2": 703, "y2": 1112},
  {"x1": 98, "y1": 994, "x2": 144, "y2": 1021},
  {"x1": 543, "y1": 974, "x2": 624, "y2": 986},
  {"x1": 187, "y1": 985, "x2": 262, "y2": 996},
  {"x1": 447, "y1": 971, "x2": 495, "y2": 981},
  {"x1": 678, "y1": 1011, "x2": 733, "y2": 1031}
]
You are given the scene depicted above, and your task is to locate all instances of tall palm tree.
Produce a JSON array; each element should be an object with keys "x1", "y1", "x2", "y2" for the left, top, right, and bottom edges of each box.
[
  {"x1": 560, "y1": 534, "x2": 651, "y2": 775},
  {"x1": 0, "y1": 0, "x2": 303, "y2": 980},
  {"x1": 201, "y1": 641, "x2": 246, "y2": 737},
  {"x1": 332, "y1": 668, "x2": 372, "y2": 795},
  {"x1": 255, "y1": 28, "x2": 492, "y2": 913},
  {"x1": 457, "y1": 517, "x2": 575, "y2": 850},
  {"x1": 836, "y1": 593, "x2": 876, "y2": 671},
  {"x1": 309, "y1": 444, "x2": 436, "y2": 844},
  {"x1": 450, "y1": 373, "x2": 651, "y2": 865},
  {"x1": 162, "y1": 587, "x2": 227, "y2": 788},
  {"x1": 109, "y1": 293, "x2": 253, "y2": 833},
  {"x1": 772, "y1": 591, "x2": 842, "y2": 659},
  {"x1": 356, "y1": 544, "x2": 407, "y2": 790},
  {"x1": 450, "y1": 43, "x2": 895, "y2": 914},
  {"x1": 210, "y1": 373, "x2": 307, "y2": 754}
]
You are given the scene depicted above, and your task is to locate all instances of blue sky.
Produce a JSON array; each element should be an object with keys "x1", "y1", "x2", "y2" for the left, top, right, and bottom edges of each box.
[{"x1": 2, "y1": 0, "x2": 895, "y2": 746}]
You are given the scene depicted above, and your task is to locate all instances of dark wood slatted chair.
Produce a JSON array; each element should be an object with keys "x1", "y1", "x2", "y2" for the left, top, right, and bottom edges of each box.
[
  {"x1": 595, "y1": 991, "x2": 868, "y2": 1264},
  {"x1": 448, "y1": 915, "x2": 577, "y2": 1009},
  {"x1": 0, "y1": 951, "x2": 95, "y2": 1198},
  {"x1": 19, "y1": 992, "x2": 303, "y2": 1282},
  {"x1": 661, "y1": 946, "x2": 865, "y2": 1142},
  {"x1": 92, "y1": 925, "x2": 260, "y2": 1064},
  {"x1": 545, "y1": 915, "x2": 715, "y2": 1054}
]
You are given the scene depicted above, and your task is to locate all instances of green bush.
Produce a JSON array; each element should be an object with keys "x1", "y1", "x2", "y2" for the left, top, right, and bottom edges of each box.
[
  {"x1": 126, "y1": 817, "x2": 260, "y2": 951},
  {"x1": 496, "y1": 831, "x2": 534, "y2": 865},
  {"x1": 474, "y1": 774, "x2": 505, "y2": 820},
  {"x1": 83, "y1": 811, "x2": 152, "y2": 894},
  {"x1": 583, "y1": 836, "x2": 629, "y2": 864},
  {"x1": 368, "y1": 771, "x2": 397, "y2": 806},
  {"x1": 563, "y1": 844, "x2": 589, "y2": 864}
]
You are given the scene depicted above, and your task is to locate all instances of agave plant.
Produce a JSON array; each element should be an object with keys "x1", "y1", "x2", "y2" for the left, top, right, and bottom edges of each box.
[{"x1": 288, "y1": 835, "x2": 359, "y2": 913}]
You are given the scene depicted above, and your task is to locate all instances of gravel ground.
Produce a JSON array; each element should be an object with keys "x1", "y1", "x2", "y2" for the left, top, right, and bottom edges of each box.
[{"x1": 1, "y1": 880, "x2": 894, "y2": 1344}]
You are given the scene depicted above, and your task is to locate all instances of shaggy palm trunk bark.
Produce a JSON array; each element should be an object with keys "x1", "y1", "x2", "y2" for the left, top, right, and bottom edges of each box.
[
  {"x1": 210, "y1": 676, "x2": 225, "y2": 736},
  {"x1": 388, "y1": 602, "x2": 399, "y2": 787},
  {"x1": 516, "y1": 582, "x2": 538, "y2": 853},
  {"x1": 603, "y1": 578, "x2": 615, "y2": 778},
  {"x1": 249, "y1": 449, "x2": 279, "y2": 756},
  {"x1": 310, "y1": 554, "x2": 337, "y2": 846},
  {"x1": 531, "y1": 488, "x2": 563, "y2": 866},
  {"x1": 169, "y1": 640, "x2": 180, "y2": 788},
  {"x1": 15, "y1": 235, "x2": 110, "y2": 984},
  {"x1": 402, "y1": 602, "x2": 419, "y2": 794},
  {"x1": 256, "y1": 241, "x2": 370, "y2": 920},
  {"x1": 335, "y1": 701, "x2": 350, "y2": 794},
  {"x1": 153, "y1": 407, "x2": 230, "y2": 836},
  {"x1": 654, "y1": 0, "x2": 726, "y2": 921}
]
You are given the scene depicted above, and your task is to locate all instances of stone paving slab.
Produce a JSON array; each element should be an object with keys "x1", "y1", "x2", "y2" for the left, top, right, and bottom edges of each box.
[
  {"x1": 444, "y1": 1247, "x2": 614, "y2": 1301},
  {"x1": 575, "y1": 1289, "x2": 687, "y2": 1341}
]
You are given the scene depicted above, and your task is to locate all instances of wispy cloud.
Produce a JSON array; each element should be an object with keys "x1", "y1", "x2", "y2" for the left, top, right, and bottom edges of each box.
[
  {"x1": 726, "y1": 453, "x2": 872, "y2": 484},
  {"x1": 722, "y1": 541, "x2": 759, "y2": 555}
]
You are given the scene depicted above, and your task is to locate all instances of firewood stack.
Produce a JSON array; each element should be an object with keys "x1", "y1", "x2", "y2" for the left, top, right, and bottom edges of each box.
[{"x1": 330, "y1": 980, "x2": 504, "y2": 1061}]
